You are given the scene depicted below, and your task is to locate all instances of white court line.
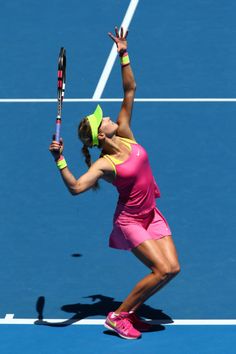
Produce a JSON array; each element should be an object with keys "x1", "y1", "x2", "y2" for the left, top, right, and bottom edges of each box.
[
  {"x1": 0, "y1": 98, "x2": 236, "y2": 103},
  {"x1": 92, "y1": 0, "x2": 139, "y2": 99},
  {"x1": 0, "y1": 316, "x2": 236, "y2": 325}
]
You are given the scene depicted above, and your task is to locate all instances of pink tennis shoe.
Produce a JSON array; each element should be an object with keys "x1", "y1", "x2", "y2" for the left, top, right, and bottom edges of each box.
[
  {"x1": 128, "y1": 311, "x2": 153, "y2": 332},
  {"x1": 104, "y1": 312, "x2": 141, "y2": 340}
]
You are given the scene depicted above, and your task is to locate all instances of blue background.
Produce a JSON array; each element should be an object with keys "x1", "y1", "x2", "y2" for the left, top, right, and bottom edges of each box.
[{"x1": 0, "y1": 0, "x2": 236, "y2": 352}]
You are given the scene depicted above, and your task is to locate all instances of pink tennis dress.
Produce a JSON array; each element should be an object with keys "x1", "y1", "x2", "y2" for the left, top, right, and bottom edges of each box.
[{"x1": 103, "y1": 137, "x2": 171, "y2": 251}]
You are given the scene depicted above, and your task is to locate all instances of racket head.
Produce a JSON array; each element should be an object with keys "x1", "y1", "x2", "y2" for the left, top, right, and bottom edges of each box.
[
  {"x1": 56, "y1": 47, "x2": 66, "y2": 142},
  {"x1": 57, "y1": 47, "x2": 66, "y2": 101}
]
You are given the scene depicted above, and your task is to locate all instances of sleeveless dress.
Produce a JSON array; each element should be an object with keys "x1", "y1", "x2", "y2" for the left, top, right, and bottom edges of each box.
[{"x1": 103, "y1": 137, "x2": 171, "y2": 250}]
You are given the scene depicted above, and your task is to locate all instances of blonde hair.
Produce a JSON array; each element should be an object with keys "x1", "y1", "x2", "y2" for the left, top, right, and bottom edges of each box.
[{"x1": 78, "y1": 118, "x2": 101, "y2": 190}]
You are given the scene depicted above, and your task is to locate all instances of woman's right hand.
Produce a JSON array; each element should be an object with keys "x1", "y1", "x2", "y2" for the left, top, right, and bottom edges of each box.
[{"x1": 49, "y1": 135, "x2": 64, "y2": 161}]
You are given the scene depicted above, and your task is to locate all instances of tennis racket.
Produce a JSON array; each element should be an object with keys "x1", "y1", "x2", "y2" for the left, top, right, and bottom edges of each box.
[{"x1": 55, "y1": 47, "x2": 66, "y2": 143}]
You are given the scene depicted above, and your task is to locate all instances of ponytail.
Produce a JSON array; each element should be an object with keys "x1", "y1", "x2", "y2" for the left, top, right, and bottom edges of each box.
[{"x1": 81, "y1": 144, "x2": 99, "y2": 191}]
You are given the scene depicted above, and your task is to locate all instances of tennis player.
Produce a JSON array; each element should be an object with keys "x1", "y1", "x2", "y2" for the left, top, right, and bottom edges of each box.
[{"x1": 49, "y1": 27, "x2": 180, "y2": 340}]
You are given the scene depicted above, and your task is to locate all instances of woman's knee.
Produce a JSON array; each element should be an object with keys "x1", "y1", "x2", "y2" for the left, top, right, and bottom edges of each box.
[
  {"x1": 152, "y1": 262, "x2": 172, "y2": 281},
  {"x1": 170, "y1": 262, "x2": 181, "y2": 277},
  {"x1": 152, "y1": 261, "x2": 180, "y2": 280}
]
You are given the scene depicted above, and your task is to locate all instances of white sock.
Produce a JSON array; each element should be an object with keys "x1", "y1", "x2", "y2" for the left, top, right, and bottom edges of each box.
[{"x1": 111, "y1": 312, "x2": 119, "y2": 318}]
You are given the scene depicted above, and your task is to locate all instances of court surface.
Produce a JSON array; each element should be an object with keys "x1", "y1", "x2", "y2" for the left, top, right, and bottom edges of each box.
[{"x1": 0, "y1": 0, "x2": 236, "y2": 353}]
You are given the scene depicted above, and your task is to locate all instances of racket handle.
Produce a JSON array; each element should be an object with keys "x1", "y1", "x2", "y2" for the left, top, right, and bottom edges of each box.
[{"x1": 55, "y1": 117, "x2": 61, "y2": 143}]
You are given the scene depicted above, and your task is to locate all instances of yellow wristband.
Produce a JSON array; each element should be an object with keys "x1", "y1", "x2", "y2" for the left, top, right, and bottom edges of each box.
[
  {"x1": 120, "y1": 52, "x2": 130, "y2": 66},
  {"x1": 56, "y1": 156, "x2": 67, "y2": 170}
]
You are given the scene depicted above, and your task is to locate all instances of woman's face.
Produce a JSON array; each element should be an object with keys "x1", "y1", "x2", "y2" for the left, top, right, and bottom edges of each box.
[{"x1": 99, "y1": 117, "x2": 118, "y2": 137}]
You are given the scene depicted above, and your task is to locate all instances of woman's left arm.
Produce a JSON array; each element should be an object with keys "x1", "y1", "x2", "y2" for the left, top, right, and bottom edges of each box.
[{"x1": 108, "y1": 27, "x2": 136, "y2": 140}]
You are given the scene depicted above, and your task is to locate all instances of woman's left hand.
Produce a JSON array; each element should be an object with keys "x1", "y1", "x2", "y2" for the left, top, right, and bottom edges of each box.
[{"x1": 108, "y1": 26, "x2": 128, "y2": 55}]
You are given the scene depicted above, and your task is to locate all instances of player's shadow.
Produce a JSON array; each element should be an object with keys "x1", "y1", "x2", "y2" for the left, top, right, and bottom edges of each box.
[{"x1": 35, "y1": 294, "x2": 173, "y2": 332}]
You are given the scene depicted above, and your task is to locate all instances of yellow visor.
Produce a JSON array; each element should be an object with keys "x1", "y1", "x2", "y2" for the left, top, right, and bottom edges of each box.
[{"x1": 87, "y1": 105, "x2": 103, "y2": 146}]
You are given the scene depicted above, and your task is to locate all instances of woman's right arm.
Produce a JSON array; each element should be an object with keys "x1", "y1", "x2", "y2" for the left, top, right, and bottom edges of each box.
[{"x1": 49, "y1": 138, "x2": 109, "y2": 195}]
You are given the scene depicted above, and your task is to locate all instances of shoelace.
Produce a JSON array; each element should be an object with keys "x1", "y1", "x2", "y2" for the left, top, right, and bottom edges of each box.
[{"x1": 115, "y1": 317, "x2": 132, "y2": 331}]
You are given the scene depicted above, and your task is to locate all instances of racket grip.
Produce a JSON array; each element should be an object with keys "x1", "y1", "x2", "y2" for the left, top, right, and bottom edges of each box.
[{"x1": 55, "y1": 118, "x2": 61, "y2": 143}]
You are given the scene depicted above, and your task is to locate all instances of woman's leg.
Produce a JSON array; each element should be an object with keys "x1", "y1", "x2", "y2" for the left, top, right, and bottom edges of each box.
[
  {"x1": 154, "y1": 235, "x2": 180, "y2": 273},
  {"x1": 114, "y1": 236, "x2": 180, "y2": 314},
  {"x1": 130, "y1": 235, "x2": 180, "y2": 312}
]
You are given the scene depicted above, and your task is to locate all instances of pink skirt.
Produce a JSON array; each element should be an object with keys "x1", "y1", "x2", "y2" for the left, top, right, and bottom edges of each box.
[{"x1": 109, "y1": 207, "x2": 172, "y2": 251}]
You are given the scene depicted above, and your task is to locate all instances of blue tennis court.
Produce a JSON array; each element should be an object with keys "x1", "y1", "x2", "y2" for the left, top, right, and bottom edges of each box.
[{"x1": 0, "y1": 0, "x2": 236, "y2": 352}]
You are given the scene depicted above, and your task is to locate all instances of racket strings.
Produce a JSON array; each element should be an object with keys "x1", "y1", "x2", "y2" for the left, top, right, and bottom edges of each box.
[{"x1": 55, "y1": 47, "x2": 66, "y2": 142}]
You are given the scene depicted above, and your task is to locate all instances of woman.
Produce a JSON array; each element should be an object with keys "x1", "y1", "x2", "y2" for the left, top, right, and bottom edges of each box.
[{"x1": 49, "y1": 27, "x2": 180, "y2": 340}]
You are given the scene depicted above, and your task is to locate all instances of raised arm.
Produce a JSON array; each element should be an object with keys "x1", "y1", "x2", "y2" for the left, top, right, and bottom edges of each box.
[
  {"x1": 108, "y1": 27, "x2": 136, "y2": 140},
  {"x1": 49, "y1": 138, "x2": 111, "y2": 195}
]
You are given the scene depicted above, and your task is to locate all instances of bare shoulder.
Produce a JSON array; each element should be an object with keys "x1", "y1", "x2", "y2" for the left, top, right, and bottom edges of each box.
[
  {"x1": 93, "y1": 156, "x2": 115, "y2": 173},
  {"x1": 93, "y1": 156, "x2": 116, "y2": 183}
]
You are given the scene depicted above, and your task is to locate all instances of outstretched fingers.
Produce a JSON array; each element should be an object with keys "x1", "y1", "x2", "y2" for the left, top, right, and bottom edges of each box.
[
  {"x1": 108, "y1": 26, "x2": 129, "y2": 41},
  {"x1": 108, "y1": 32, "x2": 117, "y2": 43},
  {"x1": 120, "y1": 26, "x2": 128, "y2": 39},
  {"x1": 115, "y1": 26, "x2": 119, "y2": 37}
]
